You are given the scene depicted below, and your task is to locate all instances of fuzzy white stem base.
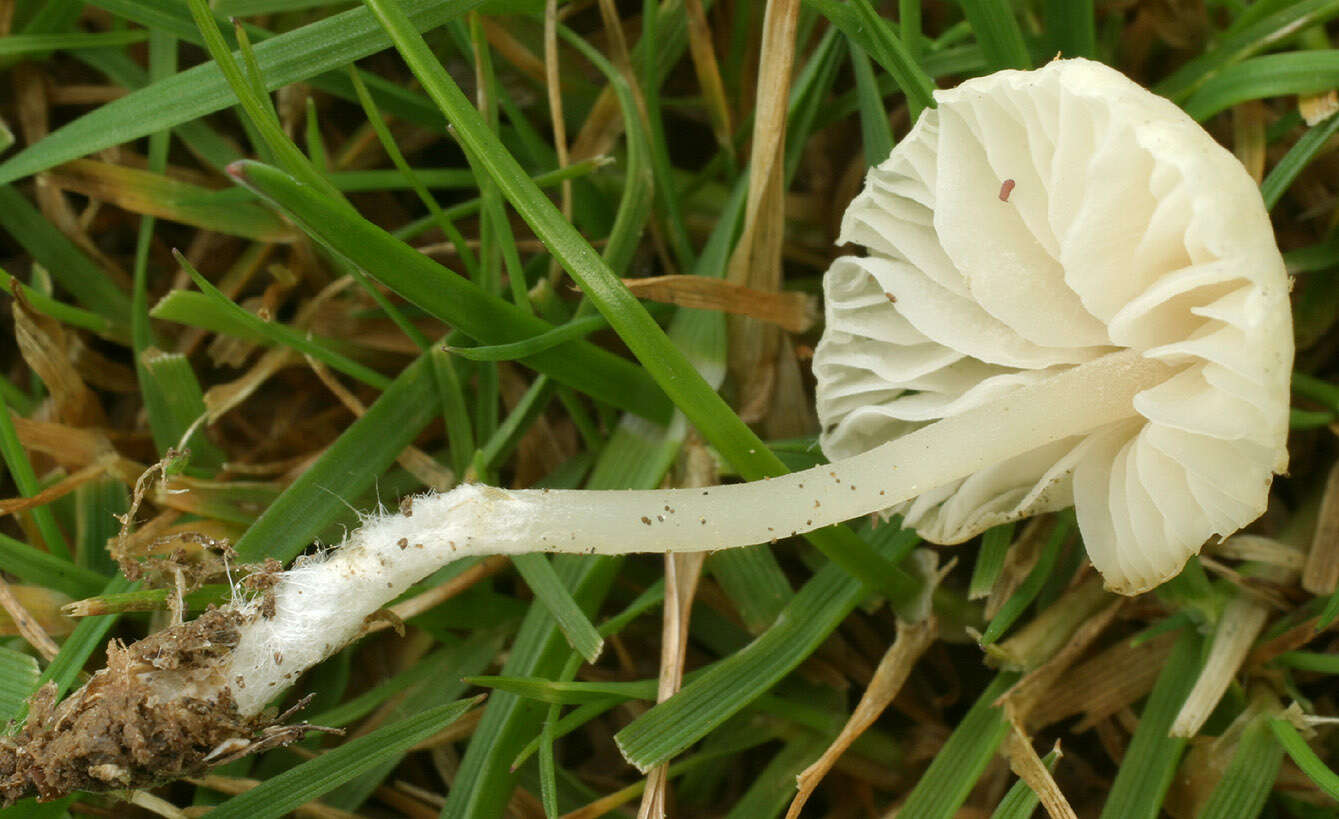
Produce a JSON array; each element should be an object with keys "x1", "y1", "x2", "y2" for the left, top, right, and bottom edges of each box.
[{"x1": 226, "y1": 349, "x2": 1172, "y2": 714}]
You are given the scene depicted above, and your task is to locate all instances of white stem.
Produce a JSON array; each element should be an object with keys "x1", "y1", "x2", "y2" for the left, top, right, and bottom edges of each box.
[{"x1": 226, "y1": 349, "x2": 1172, "y2": 714}]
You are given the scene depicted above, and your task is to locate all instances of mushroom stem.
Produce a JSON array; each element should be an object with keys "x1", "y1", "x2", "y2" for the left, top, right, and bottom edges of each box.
[{"x1": 224, "y1": 348, "x2": 1171, "y2": 714}]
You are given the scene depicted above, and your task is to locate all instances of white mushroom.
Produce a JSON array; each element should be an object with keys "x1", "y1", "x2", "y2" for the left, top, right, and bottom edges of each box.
[
  {"x1": 0, "y1": 58, "x2": 1294, "y2": 799},
  {"x1": 815, "y1": 57, "x2": 1292, "y2": 594}
]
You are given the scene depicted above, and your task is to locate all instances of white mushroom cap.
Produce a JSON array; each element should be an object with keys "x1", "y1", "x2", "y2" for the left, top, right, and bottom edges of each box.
[{"x1": 813, "y1": 58, "x2": 1293, "y2": 595}]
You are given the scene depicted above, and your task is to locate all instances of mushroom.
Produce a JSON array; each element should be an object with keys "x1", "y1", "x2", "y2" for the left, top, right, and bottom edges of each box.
[
  {"x1": 223, "y1": 57, "x2": 1290, "y2": 712},
  {"x1": 0, "y1": 58, "x2": 1292, "y2": 799}
]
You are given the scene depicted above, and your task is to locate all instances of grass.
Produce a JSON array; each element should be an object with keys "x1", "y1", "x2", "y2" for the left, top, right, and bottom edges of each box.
[{"x1": 1, "y1": 0, "x2": 1339, "y2": 817}]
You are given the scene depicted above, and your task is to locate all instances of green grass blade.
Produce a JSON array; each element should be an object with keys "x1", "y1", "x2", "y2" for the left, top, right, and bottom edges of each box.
[
  {"x1": 850, "y1": 43, "x2": 894, "y2": 166},
  {"x1": 990, "y1": 748, "x2": 1061, "y2": 819},
  {"x1": 231, "y1": 350, "x2": 442, "y2": 562},
  {"x1": 0, "y1": 267, "x2": 121, "y2": 340},
  {"x1": 0, "y1": 30, "x2": 149, "y2": 56},
  {"x1": 0, "y1": 533, "x2": 105, "y2": 599},
  {"x1": 808, "y1": 0, "x2": 936, "y2": 119},
  {"x1": 139, "y1": 350, "x2": 226, "y2": 467},
  {"x1": 706, "y1": 546, "x2": 793, "y2": 633},
  {"x1": 1270, "y1": 718, "x2": 1339, "y2": 801},
  {"x1": 0, "y1": 0, "x2": 491, "y2": 185},
  {"x1": 969, "y1": 523, "x2": 1015, "y2": 600},
  {"x1": 1197, "y1": 714, "x2": 1284, "y2": 819},
  {"x1": 357, "y1": 0, "x2": 922, "y2": 601},
  {"x1": 0, "y1": 646, "x2": 40, "y2": 723},
  {"x1": 512, "y1": 554, "x2": 604, "y2": 664},
  {"x1": 979, "y1": 518, "x2": 1069, "y2": 645},
  {"x1": 897, "y1": 673, "x2": 1020, "y2": 818},
  {"x1": 1098, "y1": 629, "x2": 1203, "y2": 819},
  {"x1": 1045, "y1": 0, "x2": 1096, "y2": 59},
  {"x1": 206, "y1": 697, "x2": 481, "y2": 819},
  {"x1": 0, "y1": 392, "x2": 71, "y2": 560},
  {"x1": 614, "y1": 525, "x2": 921, "y2": 771},
  {"x1": 1261, "y1": 111, "x2": 1339, "y2": 210},
  {"x1": 958, "y1": 0, "x2": 1032, "y2": 70},
  {"x1": 1156, "y1": 0, "x2": 1339, "y2": 102},
  {"x1": 228, "y1": 161, "x2": 671, "y2": 422},
  {"x1": 0, "y1": 186, "x2": 129, "y2": 319},
  {"x1": 162, "y1": 255, "x2": 393, "y2": 390},
  {"x1": 1183, "y1": 51, "x2": 1339, "y2": 121}
]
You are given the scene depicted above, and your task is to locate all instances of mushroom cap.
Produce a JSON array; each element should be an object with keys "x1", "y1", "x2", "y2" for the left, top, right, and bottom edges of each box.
[{"x1": 813, "y1": 58, "x2": 1292, "y2": 594}]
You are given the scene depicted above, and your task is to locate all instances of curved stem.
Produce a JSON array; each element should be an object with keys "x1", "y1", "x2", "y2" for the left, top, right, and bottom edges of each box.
[{"x1": 227, "y1": 349, "x2": 1172, "y2": 713}]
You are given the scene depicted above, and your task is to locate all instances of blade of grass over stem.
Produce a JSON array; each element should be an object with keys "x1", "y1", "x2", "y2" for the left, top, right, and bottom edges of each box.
[
  {"x1": 957, "y1": 0, "x2": 1032, "y2": 70},
  {"x1": 896, "y1": 672, "x2": 1020, "y2": 817},
  {"x1": 1270, "y1": 718, "x2": 1339, "y2": 801},
  {"x1": 1183, "y1": 51, "x2": 1339, "y2": 121},
  {"x1": 362, "y1": 0, "x2": 920, "y2": 603},
  {"x1": 206, "y1": 697, "x2": 480, "y2": 819},
  {"x1": 0, "y1": 0, "x2": 493, "y2": 185},
  {"x1": 1261, "y1": 111, "x2": 1339, "y2": 210},
  {"x1": 1098, "y1": 629, "x2": 1203, "y2": 819}
]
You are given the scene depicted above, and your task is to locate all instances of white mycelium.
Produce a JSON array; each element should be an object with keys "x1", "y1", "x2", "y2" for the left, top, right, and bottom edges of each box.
[{"x1": 194, "y1": 59, "x2": 1291, "y2": 717}]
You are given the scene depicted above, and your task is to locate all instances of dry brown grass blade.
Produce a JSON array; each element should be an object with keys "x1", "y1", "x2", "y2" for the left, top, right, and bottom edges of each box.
[
  {"x1": 637, "y1": 441, "x2": 712, "y2": 819},
  {"x1": 0, "y1": 582, "x2": 73, "y2": 648},
  {"x1": 129, "y1": 789, "x2": 189, "y2": 818},
  {"x1": 1173, "y1": 562, "x2": 1295, "y2": 737},
  {"x1": 1300, "y1": 90, "x2": 1339, "y2": 126},
  {"x1": 478, "y1": 15, "x2": 547, "y2": 87},
  {"x1": 203, "y1": 347, "x2": 302, "y2": 422},
  {"x1": 1232, "y1": 100, "x2": 1267, "y2": 184},
  {"x1": 11, "y1": 296, "x2": 106, "y2": 427},
  {"x1": 999, "y1": 594, "x2": 1124, "y2": 732},
  {"x1": 986, "y1": 574, "x2": 1113, "y2": 672},
  {"x1": 304, "y1": 354, "x2": 454, "y2": 490},
  {"x1": 725, "y1": 0, "x2": 800, "y2": 423},
  {"x1": 986, "y1": 517, "x2": 1053, "y2": 619},
  {"x1": 1025, "y1": 629, "x2": 1179, "y2": 733},
  {"x1": 786, "y1": 617, "x2": 938, "y2": 819},
  {"x1": 1304, "y1": 459, "x2": 1339, "y2": 594},
  {"x1": 9, "y1": 415, "x2": 116, "y2": 469},
  {"x1": 621, "y1": 274, "x2": 816, "y2": 332},
  {"x1": 0, "y1": 459, "x2": 111, "y2": 518},
  {"x1": 544, "y1": 0, "x2": 573, "y2": 285},
  {"x1": 684, "y1": 0, "x2": 734, "y2": 161},
  {"x1": 1002, "y1": 731, "x2": 1074, "y2": 819},
  {"x1": 43, "y1": 158, "x2": 296, "y2": 242}
]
